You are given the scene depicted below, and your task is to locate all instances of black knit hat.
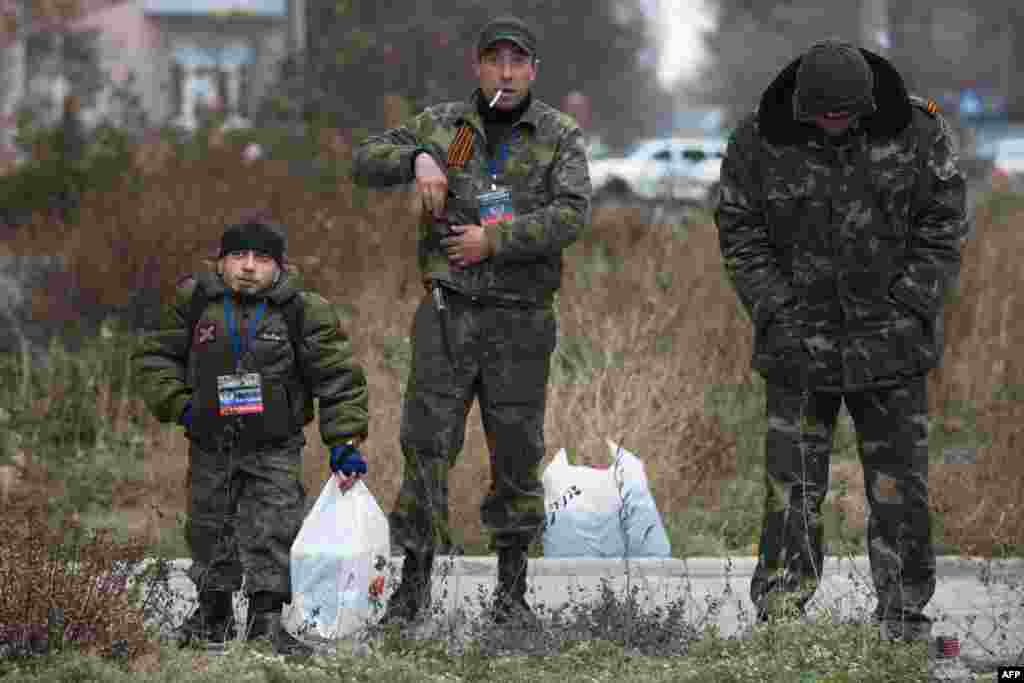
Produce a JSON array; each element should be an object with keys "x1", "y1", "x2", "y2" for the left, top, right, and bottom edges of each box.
[
  {"x1": 793, "y1": 39, "x2": 876, "y2": 120},
  {"x1": 219, "y1": 221, "x2": 285, "y2": 265},
  {"x1": 477, "y1": 16, "x2": 537, "y2": 58}
]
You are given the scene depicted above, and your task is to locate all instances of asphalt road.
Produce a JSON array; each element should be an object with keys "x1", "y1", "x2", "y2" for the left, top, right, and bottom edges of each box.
[{"x1": 142, "y1": 555, "x2": 1023, "y2": 672}]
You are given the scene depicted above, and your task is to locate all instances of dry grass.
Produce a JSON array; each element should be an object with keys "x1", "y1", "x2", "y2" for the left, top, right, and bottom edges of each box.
[
  {"x1": 0, "y1": 504, "x2": 157, "y2": 660},
  {"x1": 927, "y1": 196, "x2": 1024, "y2": 554},
  {"x1": 2, "y1": 140, "x2": 1022, "y2": 556}
]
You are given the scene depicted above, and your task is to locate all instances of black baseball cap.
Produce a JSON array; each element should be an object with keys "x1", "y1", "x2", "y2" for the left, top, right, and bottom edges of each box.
[
  {"x1": 219, "y1": 221, "x2": 286, "y2": 265},
  {"x1": 477, "y1": 16, "x2": 537, "y2": 58},
  {"x1": 794, "y1": 39, "x2": 876, "y2": 120}
]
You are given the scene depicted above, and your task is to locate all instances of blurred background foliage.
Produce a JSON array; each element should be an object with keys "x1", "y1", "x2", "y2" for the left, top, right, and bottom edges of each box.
[{"x1": 258, "y1": 0, "x2": 670, "y2": 150}]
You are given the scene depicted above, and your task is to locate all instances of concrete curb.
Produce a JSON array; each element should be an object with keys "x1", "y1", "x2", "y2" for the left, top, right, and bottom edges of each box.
[{"x1": 144, "y1": 555, "x2": 1024, "y2": 580}]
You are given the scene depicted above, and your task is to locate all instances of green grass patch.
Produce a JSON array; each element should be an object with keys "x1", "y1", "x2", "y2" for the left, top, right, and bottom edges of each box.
[{"x1": 0, "y1": 619, "x2": 937, "y2": 682}]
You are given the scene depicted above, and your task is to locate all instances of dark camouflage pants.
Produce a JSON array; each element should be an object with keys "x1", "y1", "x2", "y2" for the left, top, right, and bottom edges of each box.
[
  {"x1": 391, "y1": 291, "x2": 556, "y2": 555},
  {"x1": 751, "y1": 376, "x2": 936, "y2": 626},
  {"x1": 185, "y1": 436, "x2": 306, "y2": 597}
]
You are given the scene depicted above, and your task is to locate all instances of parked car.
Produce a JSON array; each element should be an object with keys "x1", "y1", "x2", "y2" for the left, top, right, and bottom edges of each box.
[
  {"x1": 588, "y1": 136, "x2": 726, "y2": 205},
  {"x1": 989, "y1": 137, "x2": 1024, "y2": 191}
]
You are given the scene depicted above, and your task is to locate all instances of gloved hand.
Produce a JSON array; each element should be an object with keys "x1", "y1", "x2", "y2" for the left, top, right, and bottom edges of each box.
[
  {"x1": 178, "y1": 400, "x2": 193, "y2": 430},
  {"x1": 329, "y1": 442, "x2": 367, "y2": 477}
]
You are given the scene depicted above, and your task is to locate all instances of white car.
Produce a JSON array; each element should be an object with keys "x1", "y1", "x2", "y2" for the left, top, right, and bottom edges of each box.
[
  {"x1": 990, "y1": 137, "x2": 1024, "y2": 191},
  {"x1": 588, "y1": 137, "x2": 726, "y2": 205}
]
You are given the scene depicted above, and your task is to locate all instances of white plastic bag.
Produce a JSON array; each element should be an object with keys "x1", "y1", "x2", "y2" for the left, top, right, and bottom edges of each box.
[
  {"x1": 542, "y1": 440, "x2": 671, "y2": 558},
  {"x1": 284, "y1": 479, "x2": 390, "y2": 642}
]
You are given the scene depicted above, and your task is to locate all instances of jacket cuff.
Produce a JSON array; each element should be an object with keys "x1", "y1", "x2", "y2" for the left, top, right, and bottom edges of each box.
[
  {"x1": 327, "y1": 434, "x2": 366, "y2": 451},
  {"x1": 171, "y1": 393, "x2": 192, "y2": 425}
]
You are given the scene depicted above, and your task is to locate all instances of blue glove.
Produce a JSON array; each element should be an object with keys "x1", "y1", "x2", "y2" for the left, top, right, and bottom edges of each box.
[
  {"x1": 178, "y1": 400, "x2": 192, "y2": 430},
  {"x1": 329, "y1": 442, "x2": 367, "y2": 476}
]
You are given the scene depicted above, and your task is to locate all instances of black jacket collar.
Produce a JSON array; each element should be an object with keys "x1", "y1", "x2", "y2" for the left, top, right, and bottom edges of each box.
[{"x1": 757, "y1": 48, "x2": 912, "y2": 146}]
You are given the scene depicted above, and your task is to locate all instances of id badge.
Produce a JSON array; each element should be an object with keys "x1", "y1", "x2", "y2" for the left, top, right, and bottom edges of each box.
[
  {"x1": 217, "y1": 373, "x2": 264, "y2": 416},
  {"x1": 477, "y1": 188, "x2": 515, "y2": 227}
]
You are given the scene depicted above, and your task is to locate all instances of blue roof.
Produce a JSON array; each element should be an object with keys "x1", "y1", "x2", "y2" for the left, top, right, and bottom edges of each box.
[{"x1": 144, "y1": 0, "x2": 285, "y2": 16}]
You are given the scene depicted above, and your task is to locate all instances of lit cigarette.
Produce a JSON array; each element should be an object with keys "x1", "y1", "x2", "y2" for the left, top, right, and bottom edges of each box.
[{"x1": 489, "y1": 89, "x2": 503, "y2": 108}]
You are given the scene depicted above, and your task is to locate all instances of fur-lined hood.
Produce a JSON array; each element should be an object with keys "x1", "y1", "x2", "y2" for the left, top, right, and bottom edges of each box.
[{"x1": 757, "y1": 48, "x2": 913, "y2": 146}]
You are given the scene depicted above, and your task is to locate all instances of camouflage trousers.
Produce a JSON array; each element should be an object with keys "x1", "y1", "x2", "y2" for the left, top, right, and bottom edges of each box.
[
  {"x1": 751, "y1": 376, "x2": 936, "y2": 626},
  {"x1": 185, "y1": 435, "x2": 306, "y2": 597},
  {"x1": 391, "y1": 291, "x2": 556, "y2": 556}
]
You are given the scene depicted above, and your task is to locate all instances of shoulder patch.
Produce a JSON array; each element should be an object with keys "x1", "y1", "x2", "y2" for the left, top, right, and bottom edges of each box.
[
  {"x1": 909, "y1": 95, "x2": 940, "y2": 117},
  {"x1": 446, "y1": 124, "x2": 475, "y2": 169}
]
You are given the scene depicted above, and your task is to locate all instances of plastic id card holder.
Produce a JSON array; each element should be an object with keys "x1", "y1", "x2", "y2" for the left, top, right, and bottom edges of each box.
[
  {"x1": 217, "y1": 372, "x2": 264, "y2": 416},
  {"x1": 477, "y1": 188, "x2": 515, "y2": 227}
]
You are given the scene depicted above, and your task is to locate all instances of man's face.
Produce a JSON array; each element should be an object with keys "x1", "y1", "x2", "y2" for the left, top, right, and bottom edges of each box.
[
  {"x1": 219, "y1": 250, "x2": 279, "y2": 295},
  {"x1": 474, "y1": 40, "x2": 537, "y2": 111},
  {"x1": 813, "y1": 111, "x2": 858, "y2": 136}
]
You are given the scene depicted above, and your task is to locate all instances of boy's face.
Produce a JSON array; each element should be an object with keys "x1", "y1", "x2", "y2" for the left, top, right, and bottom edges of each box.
[{"x1": 218, "y1": 250, "x2": 279, "y2": 295}]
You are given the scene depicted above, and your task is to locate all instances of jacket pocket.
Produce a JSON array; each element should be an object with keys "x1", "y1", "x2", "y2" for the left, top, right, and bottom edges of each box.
[
  {"x1": 764, "y1": 196, "x2": 804, "y2": 246},
  {"x1": 239, "y1": 376, "x2": 297, "y2": 444},
  {"x1": 870, "y1": 167, "x2": 917, "y2": 238},
  {"x1": 846, "y1": 313, "x2": 936, "y2": 387}
]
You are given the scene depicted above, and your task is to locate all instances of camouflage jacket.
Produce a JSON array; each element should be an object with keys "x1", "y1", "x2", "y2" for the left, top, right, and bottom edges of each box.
[
  {"x1": 716, "y1": 49, "x2": 967, "y2": 391},
  {"x1": 352, "y1": 90, "x2": 591, "y2": 306},
  {"x1": 132, "y1": 269, "x2": 369, "y2": 451}
]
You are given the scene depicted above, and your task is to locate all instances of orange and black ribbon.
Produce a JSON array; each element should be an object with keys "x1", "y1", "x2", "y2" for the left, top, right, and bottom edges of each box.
[{"x1": 446, "y1": 124, "x2": 475, "y2": 169}]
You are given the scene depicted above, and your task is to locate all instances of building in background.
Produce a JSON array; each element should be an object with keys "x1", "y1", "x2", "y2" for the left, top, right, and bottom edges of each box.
[
  {"x1": 885, "y1": 4, "x2": 1020, "y2": 132},
  {"x1": 0, "y1": 0, "x2": 305, "y2": 158}
]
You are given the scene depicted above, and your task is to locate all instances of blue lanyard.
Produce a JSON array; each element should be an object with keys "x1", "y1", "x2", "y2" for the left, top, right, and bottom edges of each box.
[
  {"x1": 487, "y1": 142, "x2": 509, "y2": 182},
  {"x1": 224, "y1": 298, "x2": 266, "y2": 368}
]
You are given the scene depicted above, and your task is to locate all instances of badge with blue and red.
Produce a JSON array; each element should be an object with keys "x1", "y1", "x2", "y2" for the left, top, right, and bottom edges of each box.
[
  {"x1": 217, "y1": 372, "x2": 264, "y2": 416},
  {"x1": 215, "y1": 297, "x2": 267, "y2": 415},
  {"x1": 478, "y1": 188, "x2": 515, "y2": 226},
  {"x1": 477, "y1": 134, "x2": 517, "y2": 226}
]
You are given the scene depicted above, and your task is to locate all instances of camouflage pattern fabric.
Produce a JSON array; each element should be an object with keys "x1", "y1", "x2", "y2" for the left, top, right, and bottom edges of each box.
[
  {"x1": 390, "y1": 292, "x2": 556, "y2": 553},
  {"x1": 133, "y1": 268, "x2": 369, "y2": 597},
  {"x1": 352, "y1": 90, "x2": 591, "y2": 307},
  {"x1": 751, "y1": 378, "x2": 934, "y2": 625},
  {"x1": 716, "y1": 50, "x2": 966, "y2": 393},
  {"x1": 133, "y1": 269, "x2": 369, "y2": 451},
  {"x1": 185, "y1": 437, "x2": 306, "y2": 596},
  {"x1": 353, "y1": 90, "x2": 586, "y2": 555},
  {"x1": 716, "y1": 50, "x2": 960, "y2": 631}
]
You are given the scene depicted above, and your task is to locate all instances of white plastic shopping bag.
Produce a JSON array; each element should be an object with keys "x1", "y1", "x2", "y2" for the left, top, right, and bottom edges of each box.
[
  {"x1": 542, "y1": 440, "x2": 671, "y2": 558},
  {"x1": 284, "y1": 478, "x2": 390, "y2": 642}
]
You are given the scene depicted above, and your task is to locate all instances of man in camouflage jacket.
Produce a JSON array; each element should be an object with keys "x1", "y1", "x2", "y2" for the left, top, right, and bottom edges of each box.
[
  {"x1": 715, "y1": 40, "x2": 966, "y2": 643},
  {"x1": 352, "y1": 16, "x2": 591, "y2": 627},
  {"x1": 133, "y1": 220, "x2": 369, "y2": 653}
]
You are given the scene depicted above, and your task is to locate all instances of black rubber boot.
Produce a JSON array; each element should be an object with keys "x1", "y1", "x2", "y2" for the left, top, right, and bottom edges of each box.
[
  {"x1": 245, "y1": 591, "x2": 312, "y2": 657},
  {"x1": 176, "y1": 590, "x2": 235, "y2": 650},
  {"x1": 379, "y1": 549, "x2": 434, "y2": 626},
  {"x1": 491, "y1": 545, "x2": 538, "y2": 629},
  {"x1": 877, "y1": 612, "x2": 933, "y2": 642},
  {"x1": 245, "y1": 591, "x2": 288, "y2": 640}
]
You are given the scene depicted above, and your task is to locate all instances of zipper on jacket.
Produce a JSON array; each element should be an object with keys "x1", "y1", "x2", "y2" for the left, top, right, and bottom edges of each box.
[{"x1": 826, "y1": 140, "x2": 851, "y2": 388}]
